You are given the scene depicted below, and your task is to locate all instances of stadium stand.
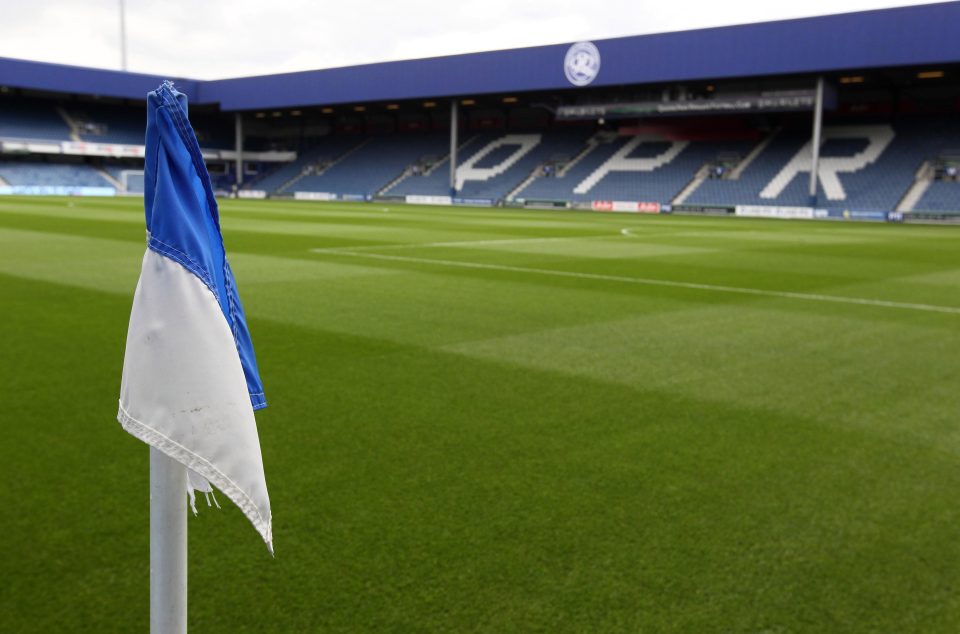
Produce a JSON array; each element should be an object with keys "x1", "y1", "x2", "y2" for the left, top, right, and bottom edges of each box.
[
  {"x1": 516, "y1": 134, "x2": 756, "y2": 204},
  {"x1": 0, "y1": 160, "x2": 114, "y2": 187},
  {"x1": 244, "y1": 136, "x2": 367, "y2": 194},
  {"x1": 915, "y1": 181, "x2": 960, "y2": 212},
  {"x1": 67, "y1": 104, "x2": 144, "y2": 144},
  {"x1": 383, "y1": 136, "x2": 477, "y2": 198},
  {"x1": 242, "y1": 160, "x2": 305, "y2": 194},
  {"x1": 60, "y1": 103, "x2": 230, "y2": 148},
  {"x1": 102, "y1": 165, "x2": 129, "y2": 183},
  {"x1": 291, "y1": 134, "x2": 449, "y2": 197},
  {"x1": 3, "y1": 107, "x2": 959, "y2": 213},
  {"x1": 686, "y1": 131, "x2": 813, "y2": 208},
  {"x1": 384, "y1": 129, "x2": 592, "y2": 200},
  {"x1": 456, "y1": 130, "x2": 592, "y2": 200},
  {"x1": 0, "y1": 99, "x2": 72, "y2": 141},
  {"x1": 686, "y1": 119, "x2": 960, "y2": 211}
]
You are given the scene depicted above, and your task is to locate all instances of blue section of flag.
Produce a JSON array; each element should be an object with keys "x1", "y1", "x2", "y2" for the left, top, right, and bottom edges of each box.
[{"x1": 143, "y1": 81, "x2": 266, "y2": 410}]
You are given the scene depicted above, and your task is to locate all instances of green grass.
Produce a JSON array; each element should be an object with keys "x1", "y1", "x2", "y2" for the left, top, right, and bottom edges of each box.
[{"x1": 2, "y1": 195, "x2": 960, "y2": 632}]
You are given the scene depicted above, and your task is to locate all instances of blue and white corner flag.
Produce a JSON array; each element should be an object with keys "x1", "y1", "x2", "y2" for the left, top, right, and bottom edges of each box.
[{"x1": 118, "y1": 81, "x2": 272, "y2": 551}]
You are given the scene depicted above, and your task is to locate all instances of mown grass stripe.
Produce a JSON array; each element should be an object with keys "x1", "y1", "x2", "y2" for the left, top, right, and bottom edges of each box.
[{"x1": 315, "y1": 249, "x2": 960, "y2": 315}]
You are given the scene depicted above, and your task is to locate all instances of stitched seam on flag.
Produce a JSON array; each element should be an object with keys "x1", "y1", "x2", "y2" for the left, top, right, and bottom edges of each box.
[
  {"x1": 250, "y1": 391, "x2": 267, "y2": 410},
  {"x1": 157, "y1": 83, "x2": 249, "y2": 387},
  {"x1": 117, "y1": 401, "x2": 272, "y2": 547},
  {"x1": 148, "y1": 237, "x2": 219, "y2": 300},
  {"x1": 141, "y1": 246, "x2": 265, "y2": 408},
  {"x1": 117, "y1": 402, "x2": 267, "y2": 526},
  {"x1": 155, "y1": 87, "x2": 224, "y2": 263},
  {"x1": 223, "y1": 269, "x2": 243, "y2": 367},
  {"x1": 222, "y1": 264, "x2": 267, "y2": 409},
  {"x1": 157, "y1": 86, "x2": 225, "y2": 240}
]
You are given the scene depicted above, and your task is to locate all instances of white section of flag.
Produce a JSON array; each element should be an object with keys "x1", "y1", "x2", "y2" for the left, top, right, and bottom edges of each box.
[{"x1": 118, "y1": 249, "x2": 272, "y2": 551}]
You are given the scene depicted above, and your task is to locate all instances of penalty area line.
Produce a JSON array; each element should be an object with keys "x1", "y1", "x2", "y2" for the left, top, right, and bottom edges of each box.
[
  {"x1": 310, "y1": 235, "x2": 595, "y2": 253},
  {"x1": 312, "y1": 250, "x2": 960, "y2": 316}
]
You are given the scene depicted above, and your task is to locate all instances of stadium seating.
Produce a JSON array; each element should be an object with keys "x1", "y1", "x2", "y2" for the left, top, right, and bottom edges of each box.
[
  {"x1": 3, "y1": 91, "x2": 959, "y2": 216},
  {"x1": 248, "y1": 136, "x2": 369, "y2": 193},
  {"x1": 384, "y1": 136, "x2": 477, "y2": 198},
  {"x1": 244, "y1": 120, "x2": 960, "y2": 208},
  {"x1": 457, "y1": 130, "x2": 591, "y2": 200},
  {"x1": 243, "y1": 159, "x2": 306, "y2": 194},
  {"x1": 292, "y1": 134, "x2": 449, "y2": 197},
  {"x1": 68, "y1": 105, "x2": 144, "y2": 144},
  {"x1": 386, "y1": 129, "x2": 591, "y2": 200},
  {"x1": 0, "y1": 100, "x2": 72, "y2": 141},
  {"x1": 517, "y1": 136, "x2": 755, "y2": 203},
  {"x1": 65, "y1": 104, "x2": 229, "y2": 148},
  {"x1": 687, "y1": 119, "x2": 960, "y2": 211},
  {"x1": 685, "y1": 131, "x2": 806, "y2": 207},
  {"x1": 0, "y1": 161, "x2": 114, "y2": 187},
  {"x1": 914, "y1": 181, "x2": 960, "y2": 212}
]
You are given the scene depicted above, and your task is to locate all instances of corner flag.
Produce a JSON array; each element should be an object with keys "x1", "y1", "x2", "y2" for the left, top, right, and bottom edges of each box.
[{"x1": 118, "y1": 81, "x2": 272, "y2": 552}]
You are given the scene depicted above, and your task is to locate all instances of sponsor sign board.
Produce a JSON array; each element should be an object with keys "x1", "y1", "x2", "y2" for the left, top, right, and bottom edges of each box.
[
  {"x1": 671, "y1": 204, "x2": 734, "y2": 215},
  {"x1": 835, "y1": 209, "x2": 889, "y2": 222},
  {"x1": 0, "y1": 141, "x2": 61, "y2": 154},
  {"x1": 453, "y1": 197, "x2": 495, "y2": 207},
  {"x1": 557, "y1": 89, "x2": 833, "y2": 120},
  {"x1": 735, "y1": 205, "x2": 820, "y2": 220},
  {"x1": 237, "y1": 190, "x2": 267, "y2": 199},
  {"x1": 406, "y1": 195, "x2": 452, "y2": 206},
  {"x1": 636, "y1": 202, "x2": 660, "y2": 213},
  {"x1": 820, "y1": 209, "x2": 889, "y2": 221},
  {"x1": 591, "y1": 201, "x2": 661, "y2": 213},
  {"x1": 293, "y1": 191, "x2": 338, "y2": 201},
  {"x1": 2, "y1": 139, "x2": 295, "y2": 161},
  {"x1": 0, "y1": 185, "x2": 116, "y2": 196},
  {"x1": 61, "y1": 141, "x2": 146, "y2": 158}
]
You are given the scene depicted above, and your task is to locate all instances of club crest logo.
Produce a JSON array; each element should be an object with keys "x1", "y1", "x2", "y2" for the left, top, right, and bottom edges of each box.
[{"x1": 564, "y1": 41, "x2": 601, "y2": 87}]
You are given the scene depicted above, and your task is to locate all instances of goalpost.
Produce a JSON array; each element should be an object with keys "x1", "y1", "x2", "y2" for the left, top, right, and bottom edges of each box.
[{"x1": 120, "y1": 169, "x2": 145, "y2": 195}]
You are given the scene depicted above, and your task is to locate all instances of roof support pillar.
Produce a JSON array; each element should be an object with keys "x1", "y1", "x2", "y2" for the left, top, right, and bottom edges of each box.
[
  {"x1": 449, "y1": 99, "x2": 458, "y2": 198},
  {"x1": 234, "y1": 112, "x2": 243, "y2": 189},
  {"x1": 808, "y1": 76, "x2": 824, "y2": 206}
]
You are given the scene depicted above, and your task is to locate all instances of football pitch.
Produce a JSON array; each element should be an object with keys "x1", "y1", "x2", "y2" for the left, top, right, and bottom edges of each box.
[{"x1": 2, "y1": 195, "x2": 960, "y2": 632}]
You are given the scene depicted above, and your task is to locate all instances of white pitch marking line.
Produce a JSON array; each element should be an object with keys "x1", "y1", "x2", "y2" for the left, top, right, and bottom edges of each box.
[
  {"x1": 313, "y1": 250, "x2": 960, "y2": 316},
  {"x1": 408, "y1": 236, "x2": 590, "y2": 248},
  {"x1": 621, "y1": 228, "x2": 635, "y2": 237},
  {"x1": 310, "y1": 235, "x2": 594, "y2": 254}
]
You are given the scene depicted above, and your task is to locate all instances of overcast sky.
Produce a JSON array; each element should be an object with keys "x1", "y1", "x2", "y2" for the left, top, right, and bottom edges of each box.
[{"x1": 0, "y1": 0, "x2": 945, "y2": 79}]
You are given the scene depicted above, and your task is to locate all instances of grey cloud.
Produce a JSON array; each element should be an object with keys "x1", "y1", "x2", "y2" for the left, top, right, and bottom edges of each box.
[{"x1": 0, "y1": 0, "x2": 943, "y2": 79}]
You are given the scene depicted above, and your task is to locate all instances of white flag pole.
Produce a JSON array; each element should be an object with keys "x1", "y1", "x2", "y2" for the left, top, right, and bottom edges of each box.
[{"x1": 150, "y1": 447, "x2": 187, "y2": 634}]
